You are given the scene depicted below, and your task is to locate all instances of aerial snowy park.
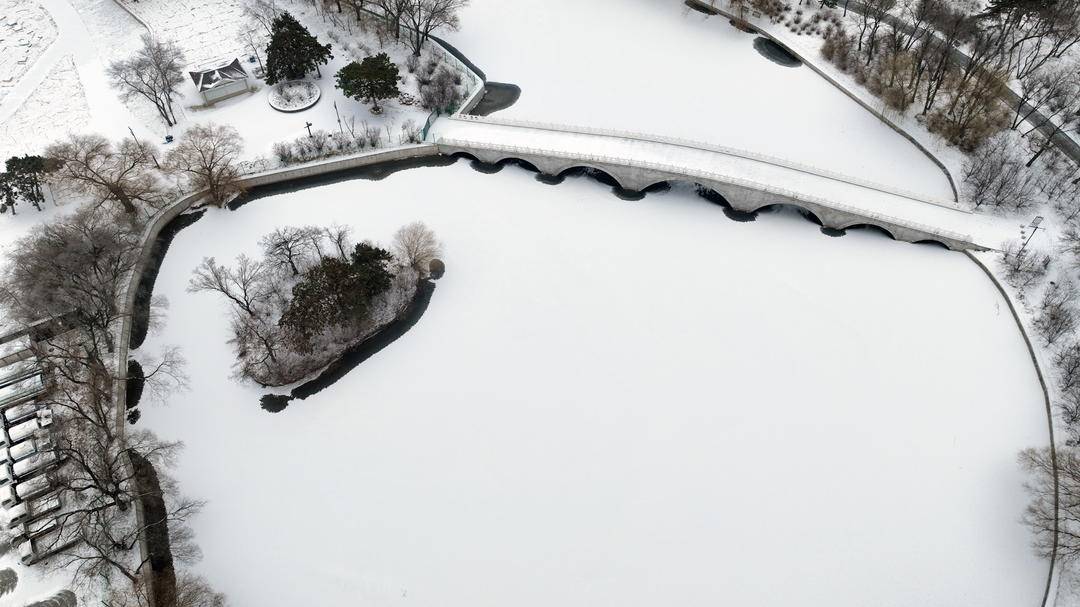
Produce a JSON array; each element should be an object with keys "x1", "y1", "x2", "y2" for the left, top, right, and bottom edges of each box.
[{"x1": 0, "y1": 0, "x2": 1077, "y2": 607}]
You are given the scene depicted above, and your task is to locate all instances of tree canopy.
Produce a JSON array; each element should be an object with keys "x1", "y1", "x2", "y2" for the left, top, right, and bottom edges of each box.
[
  {"x1": 265, "y1": 12, "x2": 333, "y2": 85},
  {"x1": 335, "y1": 53, "x2": 401, "y2": 112},
  {"x1": 278, "y1": 242, "x2": 394, "y2": 351}
]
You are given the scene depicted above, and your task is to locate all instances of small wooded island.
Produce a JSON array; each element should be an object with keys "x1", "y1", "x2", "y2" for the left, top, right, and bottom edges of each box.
[{"x1": 189, "y1": 221, "x2": 442, "y2": 387}]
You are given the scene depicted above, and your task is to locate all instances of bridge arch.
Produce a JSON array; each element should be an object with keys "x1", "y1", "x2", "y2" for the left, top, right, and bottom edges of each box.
[
  {"x1": 450, "y1": 151, "x2": 542, "y2": 175},
  {"x1": 914, "y1": 239, "x2": 950, "y2": 249},
  {"x1": 553, "y1": 164, "x2": 631, "y2": 191},
  {"x1": 838, "y1": 222, "x2": 898, "y2": 241},
  {"x1": 750, "y1": 203, "x2": 824, "y2": 227}
]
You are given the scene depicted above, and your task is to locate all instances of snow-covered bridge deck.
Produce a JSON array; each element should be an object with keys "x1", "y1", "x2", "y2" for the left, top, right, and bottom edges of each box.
[{"x1": 433, "y1": 116, "x2": 1011, "y2": 251}]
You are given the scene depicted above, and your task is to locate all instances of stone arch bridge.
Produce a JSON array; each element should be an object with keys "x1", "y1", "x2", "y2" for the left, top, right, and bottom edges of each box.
[{"x1": 433, "y1": 116, "x2": 1011, "y2": 251}]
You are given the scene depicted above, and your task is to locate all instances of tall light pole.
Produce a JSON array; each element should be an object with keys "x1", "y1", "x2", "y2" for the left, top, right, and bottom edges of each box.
[{"x1": 1017, "y1": 216, "x2": 1045, "y2": 257}]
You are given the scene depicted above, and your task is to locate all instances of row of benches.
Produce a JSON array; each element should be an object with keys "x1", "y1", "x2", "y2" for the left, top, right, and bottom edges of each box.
[{"x1": 0, "y1": 356, "x2": 71, "y2": 564}]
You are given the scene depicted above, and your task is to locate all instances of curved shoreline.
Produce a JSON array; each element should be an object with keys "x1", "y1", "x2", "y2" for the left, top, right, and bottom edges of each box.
[
  {"x1": 684, "y1": 0, "x2": 960, "y2": 203},
  {"x1": 965, "y1": 251, "x2": 1060, "y2": 607}
]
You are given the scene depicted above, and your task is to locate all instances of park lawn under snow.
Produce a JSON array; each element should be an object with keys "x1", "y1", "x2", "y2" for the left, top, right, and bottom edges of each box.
[
  {"x1": 448, "y1": 0, "x2": 953, "y2": 201},
  {"x1": 141, "y1": 160, "x2": 1046, "y2": 607}
]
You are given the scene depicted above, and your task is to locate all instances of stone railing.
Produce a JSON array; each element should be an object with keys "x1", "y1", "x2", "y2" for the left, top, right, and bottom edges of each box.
[
  {"x1": 450, "y1": 114, "x2": 968, "y2": 212},
  {"x1": 437, "y1": 137, "x2": 975, "y2": 246}
]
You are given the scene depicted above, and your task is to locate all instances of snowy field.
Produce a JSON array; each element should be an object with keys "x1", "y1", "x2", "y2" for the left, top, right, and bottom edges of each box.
[
  {"x1": 449, "y1": 0, "x2": 953, "y2": 201},
  {"x1": 0, "y1": 0, "x2": 57, "y2": 104},
  {"x1": 141, "y1": 161, "x2": 1047, "y2": 607}
]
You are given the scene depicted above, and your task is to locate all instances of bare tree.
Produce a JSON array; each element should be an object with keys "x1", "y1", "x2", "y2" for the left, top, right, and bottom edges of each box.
[
  {"x1": 189, "y1": 255, "x2": 285, "y2": 372},
  {"x1": 1019, "y1": 446, "x2": 1080, "y2": 561},
  {"x1": 165, "y1": 124, "x2": 245, "y2": 205},
  {"x1": 45, "y1": 135, "x2": 164, "y2": 216},
  {"x1": 105, "y1": 570, "x2": 227, "y2": 607},
  {"x1": 0, "y1": 207, "x2": 141, "y2": 350},
  {"x1": 1035, "y1": 279, "x2": 1078, "y2": 345},
  {"x1": 403, "y1": 0, "x2": 468, "y2": 56},
  {"x1": 244, "y1": 0, "x2": 282, "y2": 36},
  {"x1": 999, "y1": 239, "x2": 1051, "y2": 292},
  {"x1": 189, "y1": 256, "x2": 275, "y2": 318},
  {"x1": 325, "y1": 224, "x2": 354, "y2": 258},
  {"x1": 372, "y1": 0, "x2": 410, "y2": 39},
  {"x1": 1057, "y1": 340, "x2": 1080, "y2": 394},
  {"x1": 108, "y1": 35, "x2": 186, "y2": 127},
  {"x1": 43, "y1": 435, "x2": 204, "y2": 592},
  {"x1": 1012, "y1": 64, "x2": 1079, "y2": 130},
  {"x1": 856, "y1": 0, "x2": 897, "y2": 62},
  {"x1": 962, "y1": 132, "x2": 1038, "y2": 210},
  {"x1": 259, "y1": 227, "x2": 321, "y2": 276},
  {"x1": 392, "y1": 221, "x2": 442, "y2": 274}
]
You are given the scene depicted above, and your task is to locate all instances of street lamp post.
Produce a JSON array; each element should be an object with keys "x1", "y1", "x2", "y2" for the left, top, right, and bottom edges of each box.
[{"x1": 1017, "y1": 216, "x2": 1045, "y2": 257}]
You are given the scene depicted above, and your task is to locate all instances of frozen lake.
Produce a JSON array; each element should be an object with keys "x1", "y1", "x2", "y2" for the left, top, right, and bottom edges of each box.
[
  {"x1": 448, "y1": 0, "x2": 953, "y2": 201},
  {"x1": 141, "y1": 161, "x2": 1047, "y2": 607}
]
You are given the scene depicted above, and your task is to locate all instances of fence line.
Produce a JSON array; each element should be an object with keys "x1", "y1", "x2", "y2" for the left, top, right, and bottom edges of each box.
[{"x1": 437, "y1": 137, "x2": 974, "y2": 244}]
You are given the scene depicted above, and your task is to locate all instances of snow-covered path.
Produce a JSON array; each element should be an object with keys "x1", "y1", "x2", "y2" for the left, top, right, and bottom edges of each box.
[{"x1": 433, "y1": 116, "x2": 1013, "y2": 249}]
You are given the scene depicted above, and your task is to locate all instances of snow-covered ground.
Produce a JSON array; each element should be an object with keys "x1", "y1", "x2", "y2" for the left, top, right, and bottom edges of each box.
[
  {"x1": 141, "y1": 161, "x2": 1047, "y2": 607},
  {"x1": 0, "y1": 0, "x2": 57, "y2": 105},
  {"x1": 0, "y1": 550, "x2": 81, "y2": 606},
  {"x1": 448, "y1": 0, "x2": 953, "y2": 201}
]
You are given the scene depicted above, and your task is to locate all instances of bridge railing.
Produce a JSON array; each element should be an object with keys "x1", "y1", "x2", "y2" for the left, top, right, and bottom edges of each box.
[
  {"x1": 448, "y1": 114, "x2": 969, "y2": 213},
  {"x1": 437, "y1": 137, "x2": 975, "y2": 245}
]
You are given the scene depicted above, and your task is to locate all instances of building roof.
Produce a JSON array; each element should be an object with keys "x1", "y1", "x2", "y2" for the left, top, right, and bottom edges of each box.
[{"x1": 189, "y1": 58, "x2": 248, "y2": 92}]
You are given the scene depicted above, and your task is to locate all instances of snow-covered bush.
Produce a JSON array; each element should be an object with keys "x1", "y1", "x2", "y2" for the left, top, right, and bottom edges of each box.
[
  {"x1": 272, "y1": 127, "x2": 388, "y2": 166},
  {"x1": 400, "y1": 120, "x2": 422, "y2": 144},
  {"x1": 419, "y1": 67, "x2": 462, "y2": 112}
]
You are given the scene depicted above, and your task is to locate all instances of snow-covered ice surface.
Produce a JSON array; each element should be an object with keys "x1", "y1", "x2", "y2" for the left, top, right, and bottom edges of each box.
[
  {"x1": 448, "y1": 0, "x2": 952, "y2": 201},
  {"x1": 142, "y1": 161, "x2": 1047, "y2": 607}
]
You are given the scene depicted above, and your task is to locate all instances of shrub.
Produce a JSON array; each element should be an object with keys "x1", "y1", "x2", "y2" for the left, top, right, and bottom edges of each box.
[
  {"x1": 400, "y1": 120, "x2": 422, "y2": 144},
  {"x1": 273, "y1": 141, "x2": 295, "y2": 165}
]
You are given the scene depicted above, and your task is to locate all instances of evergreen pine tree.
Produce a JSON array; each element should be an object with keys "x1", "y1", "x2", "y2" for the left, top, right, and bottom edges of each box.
[
  {"x1": 5, "y1": 155, "x2": 51, "y2": 211},
  {"x1": 0, "y1": 174, "x2": 18, "y2": 216},
  {"x1": 335, "y1": 53, "x2": 402, "y2": 113},
  {"x1": 265, "y1": 12, "x2": 334, "y2": 85}
]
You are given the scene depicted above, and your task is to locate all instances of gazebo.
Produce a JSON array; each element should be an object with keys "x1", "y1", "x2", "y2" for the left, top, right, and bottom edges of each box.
[{"x1": 189, "y1": 58, "x2": 250, "y2": 104}]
